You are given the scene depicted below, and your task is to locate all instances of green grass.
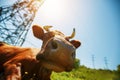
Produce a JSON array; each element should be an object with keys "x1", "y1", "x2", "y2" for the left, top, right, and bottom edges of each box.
[{"x1": 51, "y1": 65, "x2": 120, "y2": 80}]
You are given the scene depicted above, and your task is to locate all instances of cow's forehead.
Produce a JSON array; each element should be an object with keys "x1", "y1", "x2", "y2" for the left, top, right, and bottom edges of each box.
[
  {"x1": 43, "y1": 30, "x2": 65, "y2": 40},
  {"x1": 53, "y1": 30, "x2": 65, "y2": 36},
  {"x1": 49, "y1": 30, "x2": 64, "y2": 36}
]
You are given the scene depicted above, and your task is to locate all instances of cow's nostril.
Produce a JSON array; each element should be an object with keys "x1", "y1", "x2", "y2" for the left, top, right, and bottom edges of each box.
[{"x1": 51, "y1": 41, "x2": 58, "y2": 49}]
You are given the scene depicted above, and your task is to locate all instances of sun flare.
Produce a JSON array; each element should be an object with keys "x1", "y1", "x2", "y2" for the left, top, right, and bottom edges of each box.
[{"x1": 37, "y1": 0, "x2": 68, "y2": 20}]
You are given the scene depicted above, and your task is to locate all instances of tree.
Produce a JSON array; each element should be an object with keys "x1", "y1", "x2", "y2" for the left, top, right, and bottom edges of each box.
[
  {"x1": 113, "y1": 65, "x2": 120, "y2": 80},
  {"x1": 74, "y1": 58, "x2": 80, "y2": 69}
]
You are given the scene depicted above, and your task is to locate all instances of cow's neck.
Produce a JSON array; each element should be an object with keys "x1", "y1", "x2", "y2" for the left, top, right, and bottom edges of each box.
[{"x1": 32, "y1": 60, "x2": 52, "y2": 80}]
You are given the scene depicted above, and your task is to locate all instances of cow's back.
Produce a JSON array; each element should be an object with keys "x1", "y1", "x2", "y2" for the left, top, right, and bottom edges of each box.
[{"x1": 0, "y1": 42, "x2": 35, "y2": 73}]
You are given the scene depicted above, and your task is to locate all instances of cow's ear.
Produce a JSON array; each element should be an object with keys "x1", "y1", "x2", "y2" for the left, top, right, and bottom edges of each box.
[
  {"x1": 32, "y1": 25, "x2": 44, "y2": 40},
  {"x1": 70, "y1": 40, "x2": 81, "y2": 48}
]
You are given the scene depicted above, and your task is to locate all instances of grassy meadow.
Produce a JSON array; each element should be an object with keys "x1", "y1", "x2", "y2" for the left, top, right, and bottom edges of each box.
[{"x1": 51, "y1": 59, "x2": 120, "y2": 80}]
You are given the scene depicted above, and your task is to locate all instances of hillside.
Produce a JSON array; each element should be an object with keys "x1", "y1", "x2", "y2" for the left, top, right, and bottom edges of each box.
[{"x1": 51, "y1": 65, "x2": 120, "y2": 80}]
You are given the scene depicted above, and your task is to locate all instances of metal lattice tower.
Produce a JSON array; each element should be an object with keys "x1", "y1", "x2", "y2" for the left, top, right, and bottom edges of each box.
[
  {"x1": 0, "y1": 0, "x2": 44, "y2": 46},
  {"x1": 104, "y1": 57, "x2": 109, "y2": 69},
  {"x1": 92, "y1": 55, "x2": 95, "y2": 69}
]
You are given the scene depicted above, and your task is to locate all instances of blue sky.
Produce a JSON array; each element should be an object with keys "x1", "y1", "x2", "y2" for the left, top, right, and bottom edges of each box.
[{"x1": 0, "y1": 0, "x2": 120, "y2": 70}]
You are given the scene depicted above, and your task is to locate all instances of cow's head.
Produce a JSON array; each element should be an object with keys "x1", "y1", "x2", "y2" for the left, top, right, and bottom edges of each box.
[{"x1": 32, "y1": 25, "x2": 81, "y2": 72}]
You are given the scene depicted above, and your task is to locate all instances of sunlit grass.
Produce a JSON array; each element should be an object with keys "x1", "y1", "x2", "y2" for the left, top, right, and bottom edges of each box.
[{"x1": 51, "y1": 65, "x2": 119, "y2": 80}]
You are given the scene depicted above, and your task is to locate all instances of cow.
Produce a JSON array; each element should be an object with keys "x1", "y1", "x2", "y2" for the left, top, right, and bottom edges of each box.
[{"x1": 0, "y1": 25, "x2": 81, "y2": 80}]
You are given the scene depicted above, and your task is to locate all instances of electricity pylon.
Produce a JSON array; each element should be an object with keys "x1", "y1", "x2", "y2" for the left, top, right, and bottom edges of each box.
[
  {"x1": 92, "y1": 54, "x2": 95, "y2": 69},
  {"x1": 104, "y1": 57, "x2": 109, "y2": 69},
  {"x1": 0, "y1": 0, "x2": 44, "y2": 46}
]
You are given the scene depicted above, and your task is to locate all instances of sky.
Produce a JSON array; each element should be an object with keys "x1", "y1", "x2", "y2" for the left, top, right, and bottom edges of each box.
[{"x1": 0, "y1": 0, "x2": 120, "y2": 70}]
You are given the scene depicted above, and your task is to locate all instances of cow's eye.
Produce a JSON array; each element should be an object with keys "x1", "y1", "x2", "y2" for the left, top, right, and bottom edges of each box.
[
  {"x1": 51, "y1": 41, "x2": 58, "y2": 49},
  {"x1": 72, "y1": 51, "x2": 75, "y2": 59}
]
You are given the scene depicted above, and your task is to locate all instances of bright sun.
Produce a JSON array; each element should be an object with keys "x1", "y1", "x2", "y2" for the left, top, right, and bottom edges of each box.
[{"x1": 37, "y1": 0, "x2": 68, "y2": 21}]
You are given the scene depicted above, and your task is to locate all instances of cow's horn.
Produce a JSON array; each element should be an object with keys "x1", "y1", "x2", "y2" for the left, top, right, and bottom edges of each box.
[
  {"x1": 66, "y1": 28, "x2": 75, "y2": 39},
  {"x1": 43, "y1": 25, "x2": 52, "y2": 31}
]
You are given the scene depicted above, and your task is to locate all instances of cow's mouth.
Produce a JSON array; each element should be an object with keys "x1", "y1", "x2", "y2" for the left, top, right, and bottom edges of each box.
[{"x1": 41, "y1": 60, "x2": 73, "y2": 72}]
